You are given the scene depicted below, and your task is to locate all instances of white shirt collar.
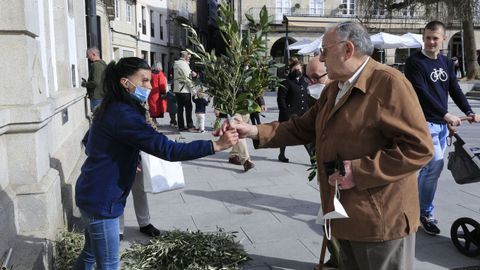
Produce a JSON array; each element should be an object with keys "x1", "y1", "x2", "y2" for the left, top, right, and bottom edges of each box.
[{"x1": 337, "y1": 57, "x2": 370, "y2": 90}]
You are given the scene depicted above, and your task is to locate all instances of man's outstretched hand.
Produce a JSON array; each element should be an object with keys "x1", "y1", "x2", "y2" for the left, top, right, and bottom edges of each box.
[{"x1": 212, "y1": 118, "x2": 258, "y2": 139}]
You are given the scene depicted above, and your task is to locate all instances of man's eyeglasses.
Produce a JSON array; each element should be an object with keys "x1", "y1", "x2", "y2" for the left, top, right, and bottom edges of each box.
[
  {"x1": 319, "y1": 41, "x2": 347, "y2": 57},
  {"x1": 307, "y1": 72, "x2": 328, "y2": 84}
]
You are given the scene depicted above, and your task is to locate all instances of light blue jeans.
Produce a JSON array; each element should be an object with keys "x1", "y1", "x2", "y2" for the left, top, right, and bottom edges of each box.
[
  {"x1": 73, "y1": 209, "x2": 120, "y2": 270},
  {"x1": 417, "y1": 122, "x2": 448, "y2": 218}
]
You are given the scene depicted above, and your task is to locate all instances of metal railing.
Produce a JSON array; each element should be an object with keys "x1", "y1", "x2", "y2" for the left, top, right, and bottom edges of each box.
[{"x1": 245, "y1": 7, "x2": 427, "y2": 24}]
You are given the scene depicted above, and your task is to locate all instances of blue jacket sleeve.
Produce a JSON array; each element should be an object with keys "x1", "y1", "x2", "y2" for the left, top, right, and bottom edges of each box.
[
  {"x1": 113, "y1": 105, "x2": 214, "y2": 161},
  {"x1": 404, "y1": 57, "x2": 448, "y2": 117}
]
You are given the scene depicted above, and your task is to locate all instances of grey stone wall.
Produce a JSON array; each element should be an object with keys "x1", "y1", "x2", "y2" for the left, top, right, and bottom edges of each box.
[{"x1": 0, "y1": 0, "x2": 91, "y2": 268}]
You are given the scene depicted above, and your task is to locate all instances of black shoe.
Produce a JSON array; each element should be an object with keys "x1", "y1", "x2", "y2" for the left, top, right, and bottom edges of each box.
[
  {"x1": 243, "y1": 160, "x2": 255, "y2": 172},
  {"x1": 139, "y1": 224, "x2": 161, "y2": 237},
  {"x1": 278, "y1": 155, "x2": 289, "y2": 163},
  {"x1": 420, "y1": 216, "x2": 440, "y2": 235}
]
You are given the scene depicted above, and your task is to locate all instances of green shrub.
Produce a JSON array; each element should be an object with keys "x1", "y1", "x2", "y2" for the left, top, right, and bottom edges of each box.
[
  {"x1": 121, "y1": 228, "x2": 250, "y2": 270},
  {"x1": 54, "y1": 227, "x2": 84, "y2": 270}
]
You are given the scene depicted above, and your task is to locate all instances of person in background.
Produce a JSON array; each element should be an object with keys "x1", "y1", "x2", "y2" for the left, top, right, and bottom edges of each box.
[
  {"x1": 173, "y1": 51, "x2": 197, "y2": 132},
  {"x1": 192, "y1": 91, "x2": 210, "y2": 133},
  {"x1": 305, "y1": 55, "x2": 330, "y2": 103},
  {"x1": 74, "y1": 57, "x2": 238, "y2": 270},
  {"x1": 166, "y1": 89, "x2": 178, "y2": 127},
  {"x1": 228, "y1": 21, "x2": 434, "y2": 270},
  {"x1": 305, "y1": 55, "x2": 339, "y2": 269},
  {"x1": 148, "y1": 62, "x2": 168, "y2": 125},
  {"x1": 250, "y1": 96, "x2": 267, "y2": 125},
  {"x1": 119, "y1": 166, "x2": 161, "y2": 240},
  {"x1": 405, "y1": 20, "x2": 480, "y2": 236},
  {"x1": 82, "y1": 47, "x2": 107, "y2": 111},
  {"x1": 277, "y1": 59, "x2": 314, "y2": 163}
]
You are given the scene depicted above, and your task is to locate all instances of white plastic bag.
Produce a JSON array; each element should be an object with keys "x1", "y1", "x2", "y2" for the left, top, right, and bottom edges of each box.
[{"x1": 140, "y1": 151, "x2": 185, "y2": 193}]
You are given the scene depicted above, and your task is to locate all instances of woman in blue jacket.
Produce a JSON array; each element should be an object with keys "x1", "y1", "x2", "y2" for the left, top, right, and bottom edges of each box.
[{"x1": 74, "y1": 57, "x2": 238, "y2": 269}]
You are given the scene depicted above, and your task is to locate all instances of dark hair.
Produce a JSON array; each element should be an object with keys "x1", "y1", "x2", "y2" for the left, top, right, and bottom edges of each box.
[
  {"x1": 425, "y1": 21, "x2": 445, "y2": 33},
  {"x1": 94, "y1": 57, "x2": 151, "y2": 120},
  {"x1": 289, "y1": 59, "x2": 301, "y2": 70}
]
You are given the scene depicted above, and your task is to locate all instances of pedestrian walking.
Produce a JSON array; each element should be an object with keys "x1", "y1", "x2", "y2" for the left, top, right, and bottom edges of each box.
[
  {"x1": 147, "y1": 62, "x2": 167, "y2": 125},
  {"x1": 405, "y1": 20, "x2": 480, "y2": 236},
  {"x1": 81, "y1": 47, "x2": 107, "y2": 111},
  {"x1": 192, "y1": 91, "x2": 210, "y2": 133},
  {"x1": 173, "y1": 51, "x2": 197, "y2": 132}
]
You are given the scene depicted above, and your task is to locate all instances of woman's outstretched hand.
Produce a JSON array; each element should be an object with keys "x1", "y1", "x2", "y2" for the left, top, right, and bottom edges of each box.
[{"x1": 212, "y1": 127, "x2": 239, "y2": 152}]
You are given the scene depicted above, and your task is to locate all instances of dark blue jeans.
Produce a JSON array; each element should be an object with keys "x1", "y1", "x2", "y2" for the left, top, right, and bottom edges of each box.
[{"x1": 73, "y1": 209, "x2": 120, "y2": 270}]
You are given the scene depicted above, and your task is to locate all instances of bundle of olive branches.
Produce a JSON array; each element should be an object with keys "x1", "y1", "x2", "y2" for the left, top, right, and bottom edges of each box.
[{"x1": 183, "y1": 4, "x2": 283, "y2": 119}]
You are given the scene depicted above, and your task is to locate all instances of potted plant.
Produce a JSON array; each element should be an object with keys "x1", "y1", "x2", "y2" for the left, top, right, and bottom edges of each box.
[{"x1": 182, "y1": 4, "x2": 283, "y2": 123}]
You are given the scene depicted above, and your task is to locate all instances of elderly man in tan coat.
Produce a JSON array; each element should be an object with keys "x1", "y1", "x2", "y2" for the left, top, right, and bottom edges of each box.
[{"x1": 229, "y1": 22, "x2": 434, "y2": 270}]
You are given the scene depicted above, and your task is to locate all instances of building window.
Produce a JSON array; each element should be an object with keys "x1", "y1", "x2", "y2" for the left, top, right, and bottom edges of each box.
[
  {"x1": 341, "y1": 0, "x2": 355, "y2": 15},
  {"x1": 113, "y1": 47, "x2": 120, "y2": 60},
  {"x1": 142, "y1": 6, "x2": 147, "y2": 35},
  {"x1": 161, "y1": 54, "x2": 166, "y2": 71},
  {"x1": 309, "y1": 0, "x2": 324, "y2": 15},
  {"x1": 150, "y1": 52, "x2": 156, "y2": 67},
  {"x1": 160, "y1": 14, "x2": 164, "y2": 40},
  {"x1": 114, "y1": 0, "x2": 120, "y2": 19},
  {"x1": 401, "y1": 6, "x2": 415, "y2": 17},
  {"x1": 275, "y1": 0, "x2": 291, "y2": 22},
  {"x1": 123, "y1": 49, "x2": 134, "y2": 57},
  {"x1": 67, "y1": 0, "x2": 74, "y2": 17},
  {"x1": 126, "y1": 2, "x2": 132, "y2": 23},
  {"x1": 141, "y1": 50, "x2": 148, "y2": 62},
  {"x1": 150, "y1": 10, "x2": 155, "y2": 37},
  {"x1": 372, "y1": 0, "x2": 386, "y2": 16}
]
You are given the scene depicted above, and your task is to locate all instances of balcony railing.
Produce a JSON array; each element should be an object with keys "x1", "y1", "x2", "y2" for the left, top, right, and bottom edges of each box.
[{"x1": 245, "y1": 7, "x2": 427, "y2": 24}]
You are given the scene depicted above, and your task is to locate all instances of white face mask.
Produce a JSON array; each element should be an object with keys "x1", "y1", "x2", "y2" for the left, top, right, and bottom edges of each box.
[
  {"x1": 307, "y1": 83, "x2": 325, "y2": 100},
  {"x1": 316, "y1": 180, "x2": 349, "y2": 240}
]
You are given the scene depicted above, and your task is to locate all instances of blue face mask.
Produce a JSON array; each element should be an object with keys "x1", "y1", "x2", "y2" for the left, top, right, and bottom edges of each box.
[{"x1": 127, "y1": 80, "x2": 150, "y2": 103}]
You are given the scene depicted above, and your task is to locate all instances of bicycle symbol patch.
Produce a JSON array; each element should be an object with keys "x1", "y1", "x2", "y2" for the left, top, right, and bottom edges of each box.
[{"x1": 430, "y1": 68, "x2": 448, "y2": 82}]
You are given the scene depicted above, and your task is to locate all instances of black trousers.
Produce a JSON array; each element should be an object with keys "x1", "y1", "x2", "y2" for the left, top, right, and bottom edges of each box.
[
  {"x1": 250, "y1": 112, "x2": 261, "y2": 125},
  {"x1": 175, "y1": 93, "x2": 194, "y2": 129}
]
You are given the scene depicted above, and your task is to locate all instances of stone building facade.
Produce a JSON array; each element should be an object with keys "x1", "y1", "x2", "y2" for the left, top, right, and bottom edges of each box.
[{"x1": 0, "y1": 0, "x2": 92, "y2": 268}]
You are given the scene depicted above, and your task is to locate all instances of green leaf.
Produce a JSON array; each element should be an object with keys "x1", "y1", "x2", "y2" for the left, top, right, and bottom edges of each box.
[{"x1": 245, "y1": 13, "x2": 255, "y2": 24}]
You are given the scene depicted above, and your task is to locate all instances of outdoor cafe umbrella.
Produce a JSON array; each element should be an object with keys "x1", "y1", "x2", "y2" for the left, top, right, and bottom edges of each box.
[
  {"x1": 370, "y1": 32, "x2": 412, "y2": 49},
  {"x1": 401, "y1": 32, "x2": 424, "y2": 48},
  {"x1": 288, "y1": 39, "x2": 313, "y2": 50},
  {"x1": 298, "y1": 35, "x2": 323, "y2": 55}
]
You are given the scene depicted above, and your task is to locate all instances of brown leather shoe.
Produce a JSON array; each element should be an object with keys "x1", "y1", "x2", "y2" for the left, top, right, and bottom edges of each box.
[
  {"x1": 243, "y1": 160, "x2": 255, "y2": 171},
  {"x1": 228, "y1": 155, "x2": 242, "y2": 165}
]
